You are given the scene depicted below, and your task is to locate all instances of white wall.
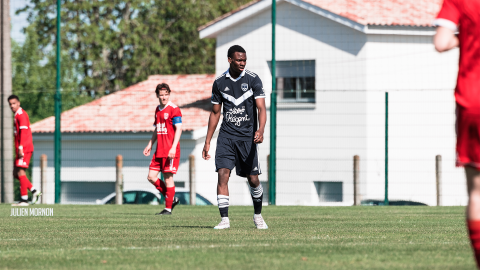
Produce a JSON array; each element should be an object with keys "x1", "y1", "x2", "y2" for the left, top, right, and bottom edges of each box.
[
  {"x1": 211, "y1": 1, "x2": 462, "y2": 205},
  {"x1": 32, "y1": 133, "x2": 203, "y2": 204},
  {"x1": 364, "y1": 35, "x2": 463, "y2": 205}
]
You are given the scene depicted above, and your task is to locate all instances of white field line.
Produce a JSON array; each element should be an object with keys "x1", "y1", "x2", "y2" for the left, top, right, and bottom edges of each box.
[
  {"x1": 0, "y1": 240, "x2": 469, "y2": 255},
  {"x1": 76, "y1": 243, "x2": 272, "y2": 251}
]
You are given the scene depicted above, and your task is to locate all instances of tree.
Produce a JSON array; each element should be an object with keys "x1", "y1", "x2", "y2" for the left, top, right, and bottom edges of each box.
[
  {"x1": 12, "y1": 24, "x2": 92, "y2": 123},
  {"x1": 18, "y1": 0, "x2": 252, "y2": 95}
]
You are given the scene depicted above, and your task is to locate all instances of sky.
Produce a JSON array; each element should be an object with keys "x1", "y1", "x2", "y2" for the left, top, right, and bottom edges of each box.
[{"x1": 11, "y1": 0, "x2": 29, "y2": 44}]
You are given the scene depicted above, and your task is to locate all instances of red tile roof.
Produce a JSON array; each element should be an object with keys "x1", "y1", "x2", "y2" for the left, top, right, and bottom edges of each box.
[
  {"x1": 198, "y1": 0, "x2": 442, "y2": 31},
  {"x1": 303, "y1": 0, "x2": 442, "y2": 26},
  {"x1": 31, "y1": 74, "x2": 215, "y2": 133}
]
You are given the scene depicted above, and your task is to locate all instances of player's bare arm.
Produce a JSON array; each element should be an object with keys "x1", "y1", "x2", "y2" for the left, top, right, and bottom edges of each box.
[
  {"x1": 202, "y1": 103, "x2": 222, "y2": 160},
  {"x1": 143, "y1": 127, "x2": 158, "y2": 156},
  {"x1": 168, "y1": 124, "x2": 182, "y2": 159},
  {"x1": 254, "y1": 98, "x2": 266, "y2": 144},
  {"x1": 434, "y1": 26, "x2": 459, "y2": 52}
]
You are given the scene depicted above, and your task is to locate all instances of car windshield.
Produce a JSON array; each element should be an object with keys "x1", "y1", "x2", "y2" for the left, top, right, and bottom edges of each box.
[
  {"x1": 139, "y1": 192, "x2": 159, "y2": 205},
  {"x1": 107, "y1": 191, "x2": 137, "y2": 204},
  {"x1": 175, "y1": 192, "x2": 212, "y2": 205}
]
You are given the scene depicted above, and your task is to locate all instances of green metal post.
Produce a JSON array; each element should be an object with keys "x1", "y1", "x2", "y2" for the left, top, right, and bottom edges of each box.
[
  {"x1": 54, "y1": 0, "x2": 62, "y2": 203},
  {"x1": 269, "y1": 0, "x2": 276, "y2": 205},
  {"x1": 384, "y1": 92, "x2": 389, "y2": 206}
]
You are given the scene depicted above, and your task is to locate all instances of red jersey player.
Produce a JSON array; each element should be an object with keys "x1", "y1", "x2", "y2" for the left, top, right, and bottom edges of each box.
[
  {"x1": 8, "y1": 95, "x2": 42, "y2": 206},
  {"x1": 434, "y1": 0, "x2": 480, "y2": 267},
  {"x1": 143, "y1": 83, "x2": 182, "y2": 215}
]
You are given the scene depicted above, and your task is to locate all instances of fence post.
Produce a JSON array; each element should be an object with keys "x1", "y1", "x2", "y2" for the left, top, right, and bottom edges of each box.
[
  {"x1": 436, "y1": 155, "x2": 442, "y2": 206},
  {"x1": 353, "y1": 155, "x2": 360, "y2": 206},
  {"x1": 40, "y1": 154, "x2": 47, "y2": 204},
  {"x1": 1, "y1": 0, "x2": 14, "y2": 203},
  {"x1": 189, "y1": 155, "x2": 195, "y2": 205},
  {"x1": 267, "y1": 154, "x2": 270, "y2": 196},
  {"x1": 384, "y1": 92, "x2": 389, "y2": 206},
  {"x1": 269, "y1": 0, "x2": 277, "y2": 206},
  {"x1": 115, "y1": 155, "x2": 123, "y2": 205}
]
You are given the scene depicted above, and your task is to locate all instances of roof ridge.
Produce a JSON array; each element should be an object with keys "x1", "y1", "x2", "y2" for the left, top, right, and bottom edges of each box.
[{"x1": 198, "y1": 0, "x2": 443, "y2": 34}]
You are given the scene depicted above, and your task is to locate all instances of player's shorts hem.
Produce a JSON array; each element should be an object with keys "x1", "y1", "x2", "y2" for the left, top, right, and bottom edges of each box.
[
  {"x1": 161, "y1": 170, "x2": 178, "y2": 174},
  {"x1": 237, "y1": 171, "x2": 261, "y2": 177},
  {"x1": 15, "y1": 164, "x2": 29, "y2": 169},
  {"x1": 456, "y1": 159, "x2": 480, "y2": 170},
  {"x1": 149, "y1": 167, "x2": 161, "y2": 172}
]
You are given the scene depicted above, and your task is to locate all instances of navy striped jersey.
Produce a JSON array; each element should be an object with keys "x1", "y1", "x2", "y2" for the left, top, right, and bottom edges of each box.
[{"x1": 211, "y1": 69, "x2": 266, "y2": 141}]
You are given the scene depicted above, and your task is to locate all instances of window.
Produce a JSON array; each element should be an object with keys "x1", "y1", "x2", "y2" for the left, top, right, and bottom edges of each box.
[
  {"x1": 174, "y1": 181, "x2": 185, "y2": 188},
  {"x1": 269, "y1": 60, "x2": 315, "y2": 102},
  {"x1": 314, "y1": 181, "x2": 343, "y2": 202},
  {"x1": 260, "y1": 181, "x2": 269, "y2": 203}
]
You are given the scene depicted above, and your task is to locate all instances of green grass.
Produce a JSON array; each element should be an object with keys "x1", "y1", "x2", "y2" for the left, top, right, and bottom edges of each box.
[{"x1": 0, "y1": 205, "x2": 475, "y2": 269}]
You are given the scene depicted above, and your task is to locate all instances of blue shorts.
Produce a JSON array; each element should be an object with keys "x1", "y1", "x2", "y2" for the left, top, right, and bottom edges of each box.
[{"x1": 215, "y1": 136, "x2": 261, "y2": 177}]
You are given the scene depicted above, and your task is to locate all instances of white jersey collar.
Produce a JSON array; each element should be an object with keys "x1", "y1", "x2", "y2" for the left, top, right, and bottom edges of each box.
[
  {"x1": 158, "y1": 101, "x2": 176, "y2": 111},
  {"x1": 15, "y1": 107, "x2": 23, "y2": 116},
  {"x1": 226, "y1": 69, "x2": 245, "y2": 82}
]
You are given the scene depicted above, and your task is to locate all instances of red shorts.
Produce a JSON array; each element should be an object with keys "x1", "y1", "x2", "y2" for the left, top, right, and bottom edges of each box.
[
  {"x1": 149, "y1": 155, "x2": 180, "y2": 174},
  {"x1": 15, "y1": 152, "x2": 32, "y2": 169},
  {"x1": 456, "y1": 109, "x2": 480, "y2": 169}
]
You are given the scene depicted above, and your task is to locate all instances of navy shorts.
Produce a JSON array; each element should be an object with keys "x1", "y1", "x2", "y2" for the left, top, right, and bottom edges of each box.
[{"x1": 215, "y1": 136, "x2": 261, "y2": 177}]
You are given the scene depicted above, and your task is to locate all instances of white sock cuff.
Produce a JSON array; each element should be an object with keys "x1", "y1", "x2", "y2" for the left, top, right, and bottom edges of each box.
[
  {"x1": 249, "y1": 184, "x2": 263, "y2": 198},
  {"x1": 217, "y1": 195, "x2": 229, "y2": 208},
  {"x1": 21, "y1": 195, "x2": 28, "y2": 200}
]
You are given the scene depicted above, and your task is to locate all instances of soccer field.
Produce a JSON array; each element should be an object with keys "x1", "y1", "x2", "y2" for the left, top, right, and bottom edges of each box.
[{"x1": 0, "y1": 205, "x2": 474, "y2": 269}]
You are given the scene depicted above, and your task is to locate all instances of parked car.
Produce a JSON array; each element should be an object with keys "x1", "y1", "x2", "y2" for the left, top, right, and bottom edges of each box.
[{"x1": 96, "y1": 189, "x2": 213, "y2": 205}]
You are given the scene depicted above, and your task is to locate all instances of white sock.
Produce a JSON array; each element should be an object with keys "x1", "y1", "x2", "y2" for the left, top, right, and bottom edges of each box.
[
  {"x1": 21, "y1": 195, "x2": 28, "y2": 200},
  {"x1": 254, "y1": 214, "x2": 262, "y2": 218},
  {"x1": 249, "y1": 184, "x2": 263, "y2": 198},
  {"x1": 222, "y1": 217, "x2": 229, "y2": 222},
  {"x1": 30, "y1": 187, "x2": 37, "y2": 193},
  {"x1": 217, "y1": 195, "x2": 229, "y2": 217},
  {"x1": 165, "y1": 208, "x2": 171, "y2": 212}
]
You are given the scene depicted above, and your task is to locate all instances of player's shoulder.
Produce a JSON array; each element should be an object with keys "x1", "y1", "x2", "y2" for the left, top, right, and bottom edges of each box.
[
  {"x1": 215, "y1": 71, "x2": 228, "y2": 82},
  {"x1": 15, "y1": 107, "x2": 26, "y2": 117},
  {"x1": 167, "y1": 102, "x2": 179, "y2": 109},
  {"x1": 245, "y1": 69, "x2": 258, "y2": 78}
]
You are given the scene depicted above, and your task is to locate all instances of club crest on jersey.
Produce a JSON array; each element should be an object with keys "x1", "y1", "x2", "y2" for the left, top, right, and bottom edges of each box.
[
  {"x1": 164, "y1": 113, "x2": 169, "y2": 120},
  {"x1": 241, "y1": 83, "x2": 248, "y2": 92}
]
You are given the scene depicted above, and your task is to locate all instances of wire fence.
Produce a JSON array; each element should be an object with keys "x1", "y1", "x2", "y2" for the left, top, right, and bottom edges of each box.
[
  {"x1": 2, "y1": 86, "x2": 466, "y2": 206},
  {"x1": 4, "y1": 0, "x2": 464, "y2": 206}
]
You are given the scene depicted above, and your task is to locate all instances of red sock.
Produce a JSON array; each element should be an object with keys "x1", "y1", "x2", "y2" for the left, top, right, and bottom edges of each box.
[
  {"x1": 18, "y1": 175, "x2": 32, "y2": 197},
  {"x1": 165, "y1": 186, "x2": 175, "y2": 209},
  {"x1": 467, "y1": 220, "x2": 480, "y2": 268},
  {"x1": 154, "y1": 179, "x2": 166, "y2": 197}
]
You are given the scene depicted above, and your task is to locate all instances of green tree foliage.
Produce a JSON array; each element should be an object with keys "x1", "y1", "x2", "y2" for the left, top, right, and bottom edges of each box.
[
  {"x1": 18, "y1": 0, "x2": 252, "y2": 95},
  {"x1": 12, "y1": 24, "x2": 93, "y2": 123}
]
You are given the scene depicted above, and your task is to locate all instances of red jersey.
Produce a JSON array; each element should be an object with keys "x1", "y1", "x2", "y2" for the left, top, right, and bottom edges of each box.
[
  {"x1": 435, "y1": 0, "x2": 480, "y2": 113},
  {"x1": 153, "y1": 101, "x2": 182, "y2": 158},
  {"x1": 14, "y1": 107, "x2": 34, "y2": 154}
]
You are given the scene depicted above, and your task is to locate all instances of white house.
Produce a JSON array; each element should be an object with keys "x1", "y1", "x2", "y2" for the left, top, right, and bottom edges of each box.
[{"x1": 198, "y1": 0, "x2": 464, "y2": 206}]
